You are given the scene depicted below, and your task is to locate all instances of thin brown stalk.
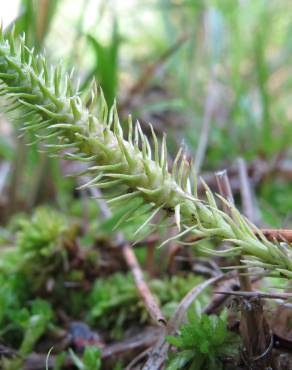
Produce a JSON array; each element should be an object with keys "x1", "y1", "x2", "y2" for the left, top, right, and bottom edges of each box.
[
  {"x1": 36, "y1": 0, "x2": 50, "y2": 46},
  {"x1": 237, "y1": 157, "x2": 260, "y2": 223},
  {"x1": 259, "y1": 228, "x2": 292, "y2": 243},
  {"x1": 85, "y1": 183, "x2": 166, "y2": 326},
  {"x1": 102, "y1": 327, "x2": 160, "y2": 360},
  {"x1": 121, "y1": 241, "x2": 166, "y2": 326},
  {"x1": 214, "y1": 291, "x2": 292, "y2": 300},
  {"x1": 203, "y1": 275, "x2": 261, "y2": 315},
  {"x1": 215, "y1": 169, "x2": 276, "y2": 369}
]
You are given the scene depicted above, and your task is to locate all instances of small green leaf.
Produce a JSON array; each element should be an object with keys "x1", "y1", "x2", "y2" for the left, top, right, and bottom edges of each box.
[{"x1": 166, "y1": 350, "x2": 194, "y2": 370}]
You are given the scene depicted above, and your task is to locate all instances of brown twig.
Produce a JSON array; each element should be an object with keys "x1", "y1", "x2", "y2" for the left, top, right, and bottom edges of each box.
[
  {"x1": 215, "y1": 169, "x2": 237, "y2": 207},
  {"x1": 84, "y1": 182, "x2": 166, "y2": 326},
  {"x1": 215, "y1": 169, "x2": 276, "y2": 369},
  {"x1": 102, "y1": 327, "x2": 160, "y2": 359},
  {"x1": 121, "y1": 241, "x2": 166, "y2": 326},
  {"x1": 214, "y1": 291, "x2": 292, "y2": 300},
  {"x1": 203, "y1": 275, "x2": 262, "y2": 315},
  {"x1": 237, "y1": 157, "x2": 260, "y2": 224},
  {"x1": 21, "y1": 328, "x2": 160, "y2": 369},
  {"x1": 259, "y1": 228, "x2": 292, "y2": 243},
  {"x1": 198, "y1": 157, "x2": 292, "y2": 195}
]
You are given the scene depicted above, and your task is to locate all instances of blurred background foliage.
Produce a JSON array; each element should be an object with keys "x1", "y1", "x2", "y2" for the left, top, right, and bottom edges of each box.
[
  {"x1": 0, "y1": 0, "x2": 292, "y2": 368},
  {"x1": 1, "y1": 0, "x2": 291, "y2": 226}
]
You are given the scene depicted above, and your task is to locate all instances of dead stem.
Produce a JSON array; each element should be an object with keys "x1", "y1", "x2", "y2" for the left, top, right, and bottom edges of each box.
[
  {"x1": 85, "y1": 182, "x2": 166, "y2": 326},
  {"x1": 215, "y1": 169, "x2": 276, "y2": 369},
  {"x1": 214, "y1": 291, "x2": 292, "y2": 300},
  {"x1": 237, "y1": 157, "x2": 260, "y2": 223},
  {"x1": 121, "y1": 241, "x2": 166, "y2": 326}
]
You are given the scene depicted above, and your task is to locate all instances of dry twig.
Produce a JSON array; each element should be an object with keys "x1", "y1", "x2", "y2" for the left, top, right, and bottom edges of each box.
[
  {"x1": 85, "y1": 183, "x2": 166, "y2": 326},
  {"x1": 216, "y1": 169, "x2": 276, "y2": 369}
]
